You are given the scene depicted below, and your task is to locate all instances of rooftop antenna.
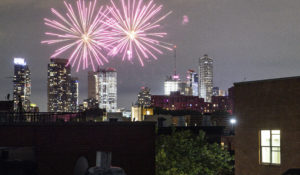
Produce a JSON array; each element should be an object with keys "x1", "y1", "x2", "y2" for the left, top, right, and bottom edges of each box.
[{"x1": 174, "y1": 45, "x2": 177, "y2": 76}]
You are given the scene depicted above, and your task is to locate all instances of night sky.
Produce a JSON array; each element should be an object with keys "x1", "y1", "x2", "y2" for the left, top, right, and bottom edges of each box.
[{"x1": 1, "y1": 0, "x2": 300, "y2": 111}]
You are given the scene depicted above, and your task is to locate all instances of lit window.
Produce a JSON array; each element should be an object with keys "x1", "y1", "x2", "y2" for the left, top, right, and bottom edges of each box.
[{"x1": 260, "y1": 130, "x2": 281, "y2": 165}]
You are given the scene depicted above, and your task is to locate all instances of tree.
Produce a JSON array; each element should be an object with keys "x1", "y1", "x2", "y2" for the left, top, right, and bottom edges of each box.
[{"x1": 156, "y1": 130, "x2": 233, "y2": 175}]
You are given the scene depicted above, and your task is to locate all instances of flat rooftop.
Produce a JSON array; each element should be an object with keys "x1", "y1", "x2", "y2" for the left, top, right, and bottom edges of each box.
[{"x1": 234, "y1": 76, "x2": 300, "y2": 86}]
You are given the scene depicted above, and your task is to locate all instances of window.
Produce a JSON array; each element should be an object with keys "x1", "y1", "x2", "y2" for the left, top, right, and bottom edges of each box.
[{"x1": 260, "y1": 130, "x2": 281, "y2": 165}]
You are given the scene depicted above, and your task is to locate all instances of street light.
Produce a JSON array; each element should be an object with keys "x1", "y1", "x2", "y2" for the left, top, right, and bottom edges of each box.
[
  {"x1": 230, "y1": 118, "x2": 236, "y2": 124},
  {"x1": 230, "y1": 118, "x2": 237, "y2": 135}
]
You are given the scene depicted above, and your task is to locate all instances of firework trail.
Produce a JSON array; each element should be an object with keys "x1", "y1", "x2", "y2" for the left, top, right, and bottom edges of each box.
[
  {"x1": 105, "y1": 0, "x2": 173, "y2": 66},
  {"x1": 42, "y1": 0, "x2": 111, "y2": 71}
]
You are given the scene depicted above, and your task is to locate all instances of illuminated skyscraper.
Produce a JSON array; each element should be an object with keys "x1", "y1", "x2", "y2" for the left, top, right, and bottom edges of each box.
[
  {"x1": 98, "y1": 68, "x2": 117, "y2": 112},
  {"x1": 88, "y1": 71, "x2": 98, "y2": 101},
  {"x1": 47, "y1": 58, "x2": 77, "y2": 112},
  {"x1": 13, "y1": 58, "x2": 31, "y2": 112},
  {"x1": 164, "y1": 75, "x2": 186, "y2": 96},
  {"x1": 186, "y1": 69, "x2": 198, "y2": 96},
  {"x1": 70, "y1": 77, "x2": 79, "y2": 112},
  {"x1": 212, "y1": 87, "x2": 220, "y2": 96},
  {"x1": 137, "y1": 87, "x2": 151, "y2": 107},
  {"x1": 198, "y1": 54, "x2": 213, "y2": 102}
]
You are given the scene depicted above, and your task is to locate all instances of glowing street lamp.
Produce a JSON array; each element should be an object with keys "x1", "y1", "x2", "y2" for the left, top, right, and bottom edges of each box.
[
  {"x1": 230, "y1": 118, "x2": 236, "y2": 124},
  {"x1": 230, "y1": 118, "x2": 237, "y2": 135}
]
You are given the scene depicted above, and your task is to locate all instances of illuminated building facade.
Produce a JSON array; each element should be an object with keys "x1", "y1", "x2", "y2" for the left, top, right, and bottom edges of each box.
[
  {"x1": 212, "y1": 87, "x2": 219, "y2": 96},
  {"x1": 131, "y1": 105, "x2": 153, "y2": 121},
  {"x1": 98, "y1": 68, "x2": 117, "y2": 112},
  {"x1": 151, "y1": 91, "x2": 205, "y2": 112},
  {"x1": 70, "y1": 77, "x2": 79, "y2": 112},
  {"x1": 47, "y1": 58, "x2": 77, "y2": 112},
  {"x1": 211, "y1": 96, "x2": 231, "y2": 113},
  {"x1": 88, "y1": 71, "x2": 98, "y2": 101},
  {"x1": 13, "y1": 58, "x2": 31, "y2": 112},
  {"x1": 164, "y1": 75, "x2": 186, "y2": 95},
  {"x1": 186, "y1": 69, "x2": 198, "y2": 96},
  {"x1": 137, "y1": 87, "x2": 151, "y2": 107},
  {"x1": 198, "y1": 54, "x2": 213, "y2": 102}
]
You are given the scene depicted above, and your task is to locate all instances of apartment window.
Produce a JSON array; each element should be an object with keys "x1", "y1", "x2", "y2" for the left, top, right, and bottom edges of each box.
[{"x1": 260, "y1": 130, "x2": 281, "y2": 165}]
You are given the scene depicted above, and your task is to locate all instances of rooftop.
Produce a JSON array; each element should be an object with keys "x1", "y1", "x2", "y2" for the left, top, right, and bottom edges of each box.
[{"x1": 234, "y1": 76, "x2": 300, "y2": 86}]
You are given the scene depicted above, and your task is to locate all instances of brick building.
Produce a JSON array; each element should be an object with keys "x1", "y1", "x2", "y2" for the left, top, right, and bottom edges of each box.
[
  {"x1": 234, "y1": 76, "x2": 300, "y2": 175},
  {"x1": 211, "y1": 96, "x2": 232, "y2": 113},
  {"x1": 151, "y1": 91, "x2": 204, "y2": 112}
]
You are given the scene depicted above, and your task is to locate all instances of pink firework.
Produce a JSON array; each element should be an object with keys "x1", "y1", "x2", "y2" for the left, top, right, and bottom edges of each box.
[
  {"x1": 105, "y1": 0, "x2": 173, "y2": 66},
  {"x1": 42, "y1": 0, "x2": 111, "y2": 71}
]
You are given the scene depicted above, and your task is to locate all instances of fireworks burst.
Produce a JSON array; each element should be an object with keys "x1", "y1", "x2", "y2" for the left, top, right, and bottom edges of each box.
[
  {"x1": 105, "y1": 0, "x2": 173, "y2": 66},
  {"x1": 42, "y1": 0, "x2": 111, "y2": 71}
]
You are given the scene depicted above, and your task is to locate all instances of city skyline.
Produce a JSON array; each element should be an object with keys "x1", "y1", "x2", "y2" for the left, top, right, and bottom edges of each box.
[{"x1": 1, "y1": 0, "x2": 300, "y2": 111}]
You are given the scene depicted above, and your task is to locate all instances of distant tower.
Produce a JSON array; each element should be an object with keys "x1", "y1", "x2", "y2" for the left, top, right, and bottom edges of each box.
[
  {"x1": 137, "y1": 87, "x2": 151, "y2": 107},
  {"x1": 98, "y1": 68, "x2": 117, "y2": 112},
  {"x1": 198, "y1": 54, "x2": 213, "y2": 102},
  {"x1": 212, "y1": 87, "x2": 220, "y2": 96},
  {"x1": 48, "y1": 58, "x2": 77, "y2": 112},
  {"x1": 186, "y1": 69, "x2": 198, "y2": 96},
  {"x1": 13, "y1": 58, "x2": 31, "y2": 112},
  {"x1": 70, "y1": 77, "x2": 79, "y2": 112},
  {"x1": 88, "y1": 71, "x2": 99, "y2": 101}
]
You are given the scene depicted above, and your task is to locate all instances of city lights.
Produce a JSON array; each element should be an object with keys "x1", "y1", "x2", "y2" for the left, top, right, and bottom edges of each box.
[{"x1": 14, "y1": 58, "x2": 27, "y2": 66}]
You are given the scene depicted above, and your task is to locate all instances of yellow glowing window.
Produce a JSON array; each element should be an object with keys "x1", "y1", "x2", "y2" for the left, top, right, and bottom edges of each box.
[{"x1": 260, "y1": 130, "x2": 280, "y2": 165}]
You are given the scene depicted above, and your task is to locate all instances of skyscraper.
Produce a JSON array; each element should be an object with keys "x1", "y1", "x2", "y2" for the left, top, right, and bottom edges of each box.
[
  {"x1": 70, "y1": 77, "x2": 79, "y2": 112},
  {"x1": 13, "y1": 58, "x2": 31, "y2": 112},
  {"x1": 88, "y1": 71, "x2": 98, "y2": 101},
  {"x1": 47, "y1": 58, "x2": 77, "y2": 112},
  {"x1": 98, "y1": 68, "x2": 117, "y2": 112},
  {"x1": 212, "y1": 87, "x2": 220, "y2": 96},
  {"x1": 137, "y1": 87, "x2": 151, "y2": 107},
  {"x1": 186, "y1": 69, "x2": 198, "y2": 96},
  {"x1": 198, "y1": 54, "x2": 213, "y2": 102},
  {"x1": 164, "y1": 75, "x2": 186, "y2": 96}
]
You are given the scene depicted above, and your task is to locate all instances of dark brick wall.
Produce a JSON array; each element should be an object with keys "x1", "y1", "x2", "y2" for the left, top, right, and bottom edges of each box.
[
  {"x1": 0, "y1": 122, "x2": 155, "y2": 175},
  {"x1": 234, "y1": 77, "x2": 300, "y2": 175}
]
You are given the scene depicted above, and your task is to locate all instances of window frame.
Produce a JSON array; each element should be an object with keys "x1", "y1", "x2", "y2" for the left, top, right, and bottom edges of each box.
[{"x1": 259, "y1": 129, "x2": 281, "y2": 165}]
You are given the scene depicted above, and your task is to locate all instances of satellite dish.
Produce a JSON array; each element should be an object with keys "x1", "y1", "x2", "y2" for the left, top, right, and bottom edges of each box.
[{"x1": 74, "y1": 156, "x2": 89, "y2": 175}]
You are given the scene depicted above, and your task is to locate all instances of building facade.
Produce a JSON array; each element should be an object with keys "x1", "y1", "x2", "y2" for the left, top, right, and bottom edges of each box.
[
  {"x1": 47, "y1": 58, "x2": 77, "y2": 112},
  {"x1": 88, "y1": 71, "x2": 98, "y2": 101},
  {"x1": 234, "y1": 77, "x2": 300, "y2": 175},
  {"x1": 198, "y1": 54, "x2": 213, "y2": 102},
  {"x1": 186, "y1": 70, "x2": 198, "y2": 96},
  {"x1": 98, "y1": 68, "x2": 117, "y2": 112},
  {"x1": 164, "y1": 75, "x2": 186, "y2": 96},
  {"x1": 13, "y1": 58, "x2": 31, "y2": 112},
  {"x1": 152, "y1": 91, "x2": 204, "y2": 112},
  {"x1": 70, "y1": 77, "x2": 79, "y2": 112},
  {"x1": 137, "y1": 87, "x2": 151, "y2": 107},
  {"x1": 211, "y1": 96, "x2": 231, "y2": 113}
]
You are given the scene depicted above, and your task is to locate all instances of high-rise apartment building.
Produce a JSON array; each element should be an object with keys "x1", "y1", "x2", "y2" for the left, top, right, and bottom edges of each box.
[
  {"x1": 212, "y1": 87, "x2": 220, "y2": 96},
  {"x1": 98, "y1": 68, "x2": 117, "y2": 112},
  {"x1": 70, "y1": 77, "x2": 79, "y2": 112},
  {"x1": 137, "y1": 87, "x2": 151, "y2": 107},
  {"x1": 13, "y1": 58, "x2": 31, "y2": 112},
  {"x1": 186, "y1": 69, "x2": 198, "y2": 96},
  {"x1": 88, "y1": 71, "x2": 98, "y2": 101},
  {"x1": 198, "y1": 54, "x2": 213, "y2": 102},
  {"x1": 47, "y1": 58, "x2": 78, "y2": 112}
]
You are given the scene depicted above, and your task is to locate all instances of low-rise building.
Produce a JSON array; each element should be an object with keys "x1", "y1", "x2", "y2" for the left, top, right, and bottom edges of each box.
[{"x1": 234, "y1": 76, "x2": 300, "y2": 175}]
